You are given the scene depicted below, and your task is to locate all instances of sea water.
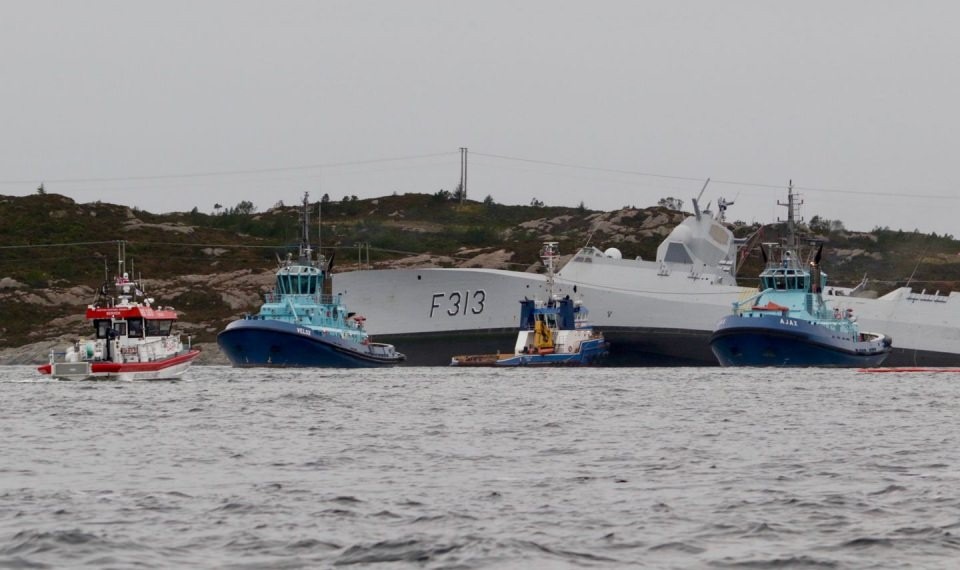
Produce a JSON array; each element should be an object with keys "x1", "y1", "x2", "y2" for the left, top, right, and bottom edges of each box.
[{"x1": 1, "y1": 366, "x2": 958, "y2": 569}]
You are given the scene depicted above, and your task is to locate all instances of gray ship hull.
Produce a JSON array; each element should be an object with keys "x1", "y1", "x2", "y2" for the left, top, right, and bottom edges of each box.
[
  {"x1": 335, "y1": 260, "x2": 960, "y2": 367},
  {"x1": 333, "y1": 207, "x2": 960, "y2": 367},
  {"x1": 369, "y1": 326, "x2": 716, "y2": 366}
]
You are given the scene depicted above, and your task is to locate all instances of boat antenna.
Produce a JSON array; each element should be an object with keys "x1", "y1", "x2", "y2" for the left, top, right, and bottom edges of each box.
[
  {"x1": 299, "y1": 192, "x2": 312, "y2": 263},
  {"x1": 777, "y1": 180, "x2": 803, "y2": 251},
  {"x1": 583, "y1": 227, "x2": 596, "y2": 249},
  {"x1": 541, "y1": 242, "x2": 560, "y2": 299},
  {"x1": 117, "y1": 240, "x2": 124, "y2": 279},
  {"x1": 692, "y1": 178, "x2": 710, "y2": 221},
  {"x1": 905, "y1": 253, "x2": 925, "y2": 288}
]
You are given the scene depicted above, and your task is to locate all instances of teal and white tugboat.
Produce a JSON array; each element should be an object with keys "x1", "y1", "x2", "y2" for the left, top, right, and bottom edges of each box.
[
  {"x1": 709, "y1": 185, "x2": 892, "y2": 367},
  {"x1": 217, "y1": 194, "x2": 405, "y2": 368},
  {"x1": 450, "y1": 242, "x2": 608, "y2": 367}
]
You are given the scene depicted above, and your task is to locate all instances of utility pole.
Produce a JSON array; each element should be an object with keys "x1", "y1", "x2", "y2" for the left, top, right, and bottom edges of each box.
[{"x1": 459, "y1": 147, "x2": 468, "y2": 204}]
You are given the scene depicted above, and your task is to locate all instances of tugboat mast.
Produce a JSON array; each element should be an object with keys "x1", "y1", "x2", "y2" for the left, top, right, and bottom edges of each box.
[
  {"x1": 777, "y1": 180, "x2": 803, "y2": 250},
  {"x1": 541, "y1": 242, "x2": 560, "y2": 300},
  {"x1": 298, "y1": 192, "x2": 312, "y2": 264}
]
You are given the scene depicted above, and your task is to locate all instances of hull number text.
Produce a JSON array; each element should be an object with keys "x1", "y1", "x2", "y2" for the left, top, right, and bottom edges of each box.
[{"x1": 431, "y1": 290, "x2": 486, "y2": 318}]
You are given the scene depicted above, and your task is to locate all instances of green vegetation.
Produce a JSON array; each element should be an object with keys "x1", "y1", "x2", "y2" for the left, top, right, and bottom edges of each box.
[{"x1": 1, "y1": 191, "x2": 959, "y2": 348}]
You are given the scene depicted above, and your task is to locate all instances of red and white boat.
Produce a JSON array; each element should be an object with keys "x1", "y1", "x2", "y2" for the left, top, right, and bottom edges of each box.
[{"x1": 38, "y1": 242, "x2": 200, "y2": 381}]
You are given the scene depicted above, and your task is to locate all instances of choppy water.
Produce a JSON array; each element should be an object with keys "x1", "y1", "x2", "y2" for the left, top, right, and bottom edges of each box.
[{"x1": 1, "y1": 366, "x2": 959, "y2": 569}]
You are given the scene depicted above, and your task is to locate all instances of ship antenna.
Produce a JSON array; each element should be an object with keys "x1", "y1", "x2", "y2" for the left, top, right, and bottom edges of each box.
[
  {"x1": 299, "y1": 192, "x2": 312, "y2": 263},
  {"x1": 692, "y1": 178, "x2": 710, "y2": 221},
  {"x1": 117, "y1": 240, "x2": 124, "y2": 280},
  {"x1": 541, "y1": 242, "x2": 560, "y2": 299},
  {"x1": 777, "y1": 180, "x2": 803, "y2": 252}
]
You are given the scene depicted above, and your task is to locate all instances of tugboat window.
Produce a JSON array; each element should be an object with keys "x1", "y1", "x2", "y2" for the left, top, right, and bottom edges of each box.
[
  {"x1": 94, "y1": 319, "x2": 111, "y2": 339},
  {"x1": 145, "y1": 319, "x2": 173, "y2": 337},
  {"x1": 127, "y1": 318, "x2": 144, "y2": 338}
]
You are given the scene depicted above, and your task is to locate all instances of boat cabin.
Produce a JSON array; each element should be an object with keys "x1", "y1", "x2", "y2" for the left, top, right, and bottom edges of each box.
[
  {"x1": 759, "y1": 267, "x2": 828, "y2": 293},
  {"x1": 92, "y1": 316, "x2": 175, "y2": 339},
  {"x1": 275, "y1": 265, "x2": 324, "y2": 296}
]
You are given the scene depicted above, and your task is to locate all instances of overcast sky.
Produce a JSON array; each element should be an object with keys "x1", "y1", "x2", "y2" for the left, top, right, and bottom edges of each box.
[{"x1": 2, "y1": 1, "x2": 958, "y2": 235}]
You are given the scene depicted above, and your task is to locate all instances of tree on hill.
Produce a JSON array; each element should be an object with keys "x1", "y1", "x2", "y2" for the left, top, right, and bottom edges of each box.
[{"x1": 232, "y1": 200, "x2": 256, "y2": 215}]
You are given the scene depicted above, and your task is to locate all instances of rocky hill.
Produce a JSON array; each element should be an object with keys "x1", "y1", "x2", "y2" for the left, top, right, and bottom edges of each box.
[{"x1": 2, "y1": 191, "x2": 958, "y2": 365}]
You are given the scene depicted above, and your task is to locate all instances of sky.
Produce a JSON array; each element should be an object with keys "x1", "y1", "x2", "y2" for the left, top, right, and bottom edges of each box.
[{"x1": 1, "y1": 1, "x2": 959, "y2": 236}]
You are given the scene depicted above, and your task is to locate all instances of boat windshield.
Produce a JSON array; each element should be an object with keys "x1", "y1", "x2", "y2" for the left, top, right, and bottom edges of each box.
[
  {"x1": 762, "y1": 269, "x2": 808, "y2": 291},
  {"x1": 127, "y1": 318, "x2": 144, "y2": 338},
  {"x1": 145, "y1": 319, "x2": 173, "y2": 336},
  {"x1": 94, "y1": 319, "x2": 111, "y2": 339},
  {"x1": 276, "y1": 269, "x2": 322, "y2": 295}
]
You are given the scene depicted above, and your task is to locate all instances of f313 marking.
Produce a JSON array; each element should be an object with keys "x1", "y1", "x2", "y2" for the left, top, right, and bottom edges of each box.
[{"x1": 430, "y1": 290, "x2": 486, "y2": 318}]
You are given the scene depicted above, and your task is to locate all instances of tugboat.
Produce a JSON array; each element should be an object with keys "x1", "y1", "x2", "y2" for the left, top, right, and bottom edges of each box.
[
  {"x1": 450, "y1": 242, "x2": 608, "y2": 367},
  {"x1": 217, "y1": 193, "x2": 405, "y2": 368},
  {"x1": 38, "y1": 241, "x2": 200, "y2": 381},
  {"x1": 709, "y1": 187, "x2": 892, "y2": 367}
]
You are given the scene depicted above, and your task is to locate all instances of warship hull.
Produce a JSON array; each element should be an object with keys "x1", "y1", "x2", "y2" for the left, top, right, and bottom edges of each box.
[{"x1": 335, "y1": 264, "x2": 960, "y2": 367}]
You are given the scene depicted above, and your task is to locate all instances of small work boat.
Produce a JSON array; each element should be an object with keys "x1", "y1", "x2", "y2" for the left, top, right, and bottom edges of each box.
[
  {"x1": 38, "y1": 241, "x2": 200, "y2": 381},
  {"x1": 451, "y1": 242, "x2": 608, "y2": 367}
]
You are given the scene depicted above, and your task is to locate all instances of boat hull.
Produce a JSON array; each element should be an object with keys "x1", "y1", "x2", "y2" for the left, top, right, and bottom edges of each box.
[
  {"x1": 709, "y1": 314, "x2": 891, "y2": 367},
  {"x1": 497, "y1": 338, "x2": 609, "y2": 366},
  {"x1": 37, "y1": 349, "x2": 201, "y2": 381},
  {"x1": 334, "y1": 263, "x2": 960, "y2": 367},
  {"x1": 451, "y1": 338, "x2": 609, "y2": 367},
  {"x1": 217, "y1": 319, "x2": 404, "y2": 368}
]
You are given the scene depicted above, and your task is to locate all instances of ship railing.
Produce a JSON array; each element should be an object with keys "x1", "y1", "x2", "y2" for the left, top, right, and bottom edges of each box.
[
  {"x1": 732, "y1": 288, "x2": 772, "y2": 315},
  {"x1": 367, "y1": 343, "x2": 396, "y2": 357},
  {"x1": 906, "y1": 290, "x2": 950, "y2": 303},
  {"x1": 48, "y1": 339, "x2": 106, "y2": 364},
  {"x1": 116, "y1": 336, "x2": 185, "y2": 363},
  {"x1": 263, "y1": 293, "x2": 340, "y2": 305}
]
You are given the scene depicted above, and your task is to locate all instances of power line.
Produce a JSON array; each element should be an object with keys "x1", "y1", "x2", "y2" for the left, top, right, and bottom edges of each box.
[
  {"x1": 472, "y1": 151, "x2": 960, "y2": 201},
  {"x1": 0, "y1": 152, "x2": 458, "y2": 186},
  {"x1": 0, "y1": 240, "x2": 119, "y2": 250}
]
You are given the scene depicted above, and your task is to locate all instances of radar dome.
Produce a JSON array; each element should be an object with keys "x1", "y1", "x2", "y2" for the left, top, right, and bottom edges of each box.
[{"x1": 603, "y1": 247, "x2": 623, "y2": 260}]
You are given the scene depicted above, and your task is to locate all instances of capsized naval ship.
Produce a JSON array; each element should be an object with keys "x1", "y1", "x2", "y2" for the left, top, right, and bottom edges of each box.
[{"x1": 333, "y1": 189, "x2": 960, "y2": 367}]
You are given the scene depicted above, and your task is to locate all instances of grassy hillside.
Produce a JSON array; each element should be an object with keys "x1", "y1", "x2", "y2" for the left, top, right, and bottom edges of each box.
[{"x1": 1, "y1": 190, "x2": 958, "y2": 351}]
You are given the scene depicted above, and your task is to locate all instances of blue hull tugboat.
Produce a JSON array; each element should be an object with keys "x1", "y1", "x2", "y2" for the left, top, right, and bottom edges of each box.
[
  {"x1": 217, "y1": 194, "x2": 404, "y2": 368},
  {"x1": 709, "y1": 185, "x2": 891, "y2": 367},
  {"x1": 450, "y1": 242, "x2": 608, "y2": 367}
]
